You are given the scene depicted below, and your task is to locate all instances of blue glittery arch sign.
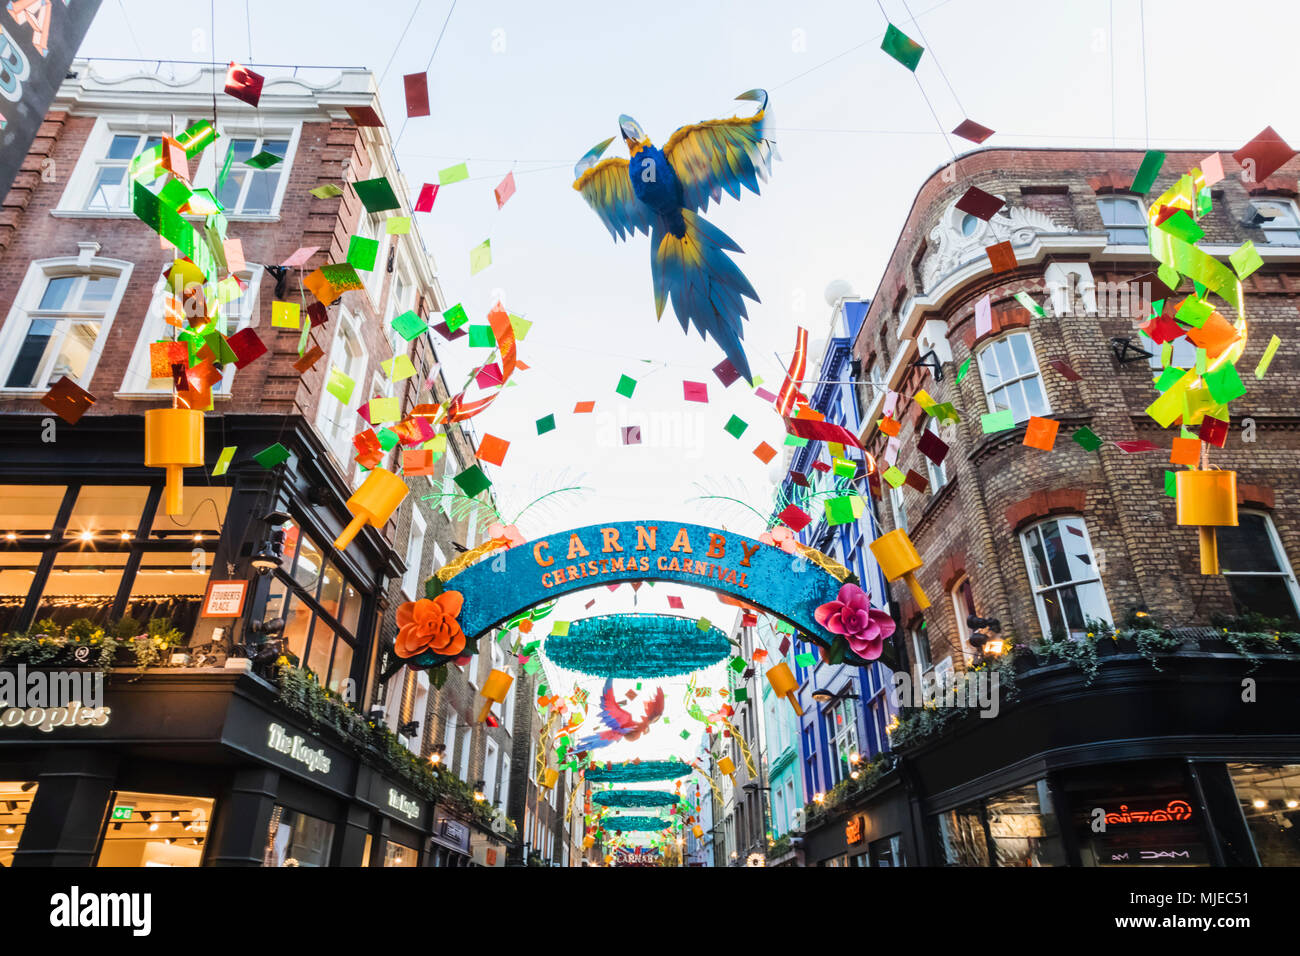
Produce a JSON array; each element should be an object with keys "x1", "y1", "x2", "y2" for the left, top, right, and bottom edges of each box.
[{"x1": 408, "y1": 520, "x2": 866, "y2": 668}]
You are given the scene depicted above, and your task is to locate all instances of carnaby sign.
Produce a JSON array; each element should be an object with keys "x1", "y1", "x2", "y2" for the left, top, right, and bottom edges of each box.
[{"x1": 410, "y1": 520, "x2": 872, "y2": 666}]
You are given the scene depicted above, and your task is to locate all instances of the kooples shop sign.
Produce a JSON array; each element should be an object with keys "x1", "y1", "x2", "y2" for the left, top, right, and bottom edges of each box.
[
  {"x1": 0, "y1": 666, "x2": 110, "y2": 732},
  {"x1": 266, "y1": 723, "x2": 331, "y2": 774},
  {"x1": 0, "y1": 1, "x2": 104, "y2": 196}
]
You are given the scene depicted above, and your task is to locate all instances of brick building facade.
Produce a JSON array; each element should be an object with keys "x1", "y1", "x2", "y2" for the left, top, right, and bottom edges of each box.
[
  {"x1": 855, "y1": 147, "x2": 1300, "y2": 676},
  {"x1": 0, "y1": 61, "x2": 520, "y2": 867}
]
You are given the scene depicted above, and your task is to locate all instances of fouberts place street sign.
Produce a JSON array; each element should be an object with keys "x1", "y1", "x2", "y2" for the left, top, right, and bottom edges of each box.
[{"x1": 417, "y1": 520, "x2": 862, "y2": 664}]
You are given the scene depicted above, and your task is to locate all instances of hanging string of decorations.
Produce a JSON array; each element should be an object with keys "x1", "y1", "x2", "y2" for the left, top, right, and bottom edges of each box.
[
  {"x1": 590, "y1": 789, "x2": 680, "y2": 809},
  {"x1": 585, "y1": 759, "x2": 693, "y2": 783},
  {"x1": 544, "y1": 613, "x2": 730, "y2": 678},
  {"x1": 603, "y1": 815, "x2": 672, "y2": 832}
]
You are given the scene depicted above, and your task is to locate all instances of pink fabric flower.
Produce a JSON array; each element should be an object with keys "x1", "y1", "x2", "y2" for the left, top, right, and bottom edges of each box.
[
  {"x1": 487, "y1": 522, "x2": 526, "y2": 548},
  {"x1": 759, "y1": 526, "x2": 799, "y2": 555},
  {"x1": 814, "y1": 583, "x2": 897, "y2": 660}
]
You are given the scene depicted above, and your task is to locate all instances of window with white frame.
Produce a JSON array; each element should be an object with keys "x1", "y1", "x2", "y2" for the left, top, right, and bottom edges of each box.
[
  {"x1": 402, "y1": 509, "x2": 427, "y2": 599},
  {"x1": 909, "y1": 625, "x2": 934, "y2": 683},
  {"x1": 1097, "y1": 195, "x2": 1148, "y2": 244},
  {"x1": 216, "y1": 135, "x2": 292, "y2": 215},
  {"x1": 315, "y1": 306, "x2": 368, "y2": 471},
  {"x1": 444, "y1": 707, "x2": 459, "y2": 767},
  {"x1": 1, "y1": 260, "x2": 130, "y2": 390},
  {"x1": 119, "y1": 264, "x2": 263, "y2": 396},
  {"x1": 403, "y1": 671, "x2": 429, "y2": 756},
  {"x1": 923, "y1": 417, "x2": 948, "y2": 494},
  {"x1": 1217, "y1": 511, "x2": 1300, "y2": 626},
  {"x1": 353, "y1": 210, "x2": 391, "y2": 304},
  {"x1": 1249, "y1": 199, "x2": 1300, "y2": 245},
  {"x1": 950, "y1": 575, "x2": 976, "y2": 664},
  {"x1": 501, "y1": 671, "x2": 516, "y2": 735},
  {"x1": 386, "y1": 260, "x2": 415, "y2": 358},
  {"x1": 1020, "y1": 516, "x2": 1112, "y2": 640},
  {"x1": 826, "y1": 696, "x2": 858, "y2": 787},
  {"x1": 455, "y1": 721, "x2": 472, "y2": 781},
  {"x1": 484, "y1": 738, "x2": 499, "y2": 807},
  {"x1": 977, "y1": 332, "x2": 1049, "y2": 423},
  {"x1": 499, "y1": 755, "x2": 511, "y2": 811},
  {"x1": 82, "y1": 132, "x2": 163, "y2": 211}
]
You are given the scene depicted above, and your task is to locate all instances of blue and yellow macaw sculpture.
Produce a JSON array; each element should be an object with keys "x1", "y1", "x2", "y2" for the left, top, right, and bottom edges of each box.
[{"x1": 573, "y1": 90, "x2": 775, "y2": 382}]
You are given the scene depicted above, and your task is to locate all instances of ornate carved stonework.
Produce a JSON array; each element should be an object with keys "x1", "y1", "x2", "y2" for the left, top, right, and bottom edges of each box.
[{"x1": 920, "y1": 198, "x2": 1073, "y2": 291}]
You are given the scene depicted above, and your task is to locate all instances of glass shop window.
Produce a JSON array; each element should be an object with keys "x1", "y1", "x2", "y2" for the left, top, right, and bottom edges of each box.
[
  {"x1": 868, "y1": 833, "x2": 903, "y2": 867},
  {"x1": 4, "y1": 270, "x2": 123, "y2": 390},
  {"x1": 1020, "y1": 516, "x2": 1112, "y2": 640},
  {"x1": 1064, "y1": 763, "x2": 1209, "y2": 867},
  {"x1": 1227, "y1": 763, "x2": 1300, "y2": 866},
  {"x1": 931, "y1": 804, "x2": 990, "y2": 866},
  {"x1": 984, "y1": 781, "x2": 1066, "y2": 866},
  {"x1": 383, "y1": 840, "x2": 418, "y2": 867},
  {"x1": 0, "y1": 781, "x2": 39, "y2": 866},
  {"x1": 98, "y1": 792, "x2": 214, "y2": 867},
  {"x1": 262, "y1": 518, "x2": 362, "y2": 695},
  {"x1": 264, "y1": 806, "x2": 334, "y2": 867}
]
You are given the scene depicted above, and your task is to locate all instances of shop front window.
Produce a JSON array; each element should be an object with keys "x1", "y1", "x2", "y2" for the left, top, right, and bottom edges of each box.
[
  {"x1": 1228, "y1": 763, "x2": 1300, "y2": 866},
  {"x1": 827, "y1": 696, "x2": 858, "y2": 786},
  {"x1": 0, "y1": 781, "x2": 38, "y2": 866},
  {"x1": 383, "y1": 840, "x2": 418, "y2": 867},
  {"x1": 1065, "y1": 763, "x2": 1208, "y2": 866},
  {"x1": 98, "y1": 791, "x2": 213, "y2": 867},
  {"x1": 264, "y1": 806, "x2": 334, "y2": 867},
  {"x1": 0, "y1": 484, "x2": 225, "y2": 637},
  {"x1": 263, "y1": 518, "x2": 362, "y2": 694},
  {"x1": 869, "y1": 833, "x2": 903, "y2": 866},
  {"x1": 985, "y1": 781, "x2": 1066, "y2": 866},
  {"x1": 932, "y1": 804, "x2": 990, "y2": 866}
]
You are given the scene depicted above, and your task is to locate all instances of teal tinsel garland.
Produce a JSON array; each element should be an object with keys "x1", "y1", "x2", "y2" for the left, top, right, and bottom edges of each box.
[
  {"x1": 545, "y1": 613, "x2": 729, "y2": 678},
  {"x1": 591, "y1": 789, "x2": 679, "y2": 809},
  {"x1": 585, "y1": 759, "x2": 692, "y2": 783},
  {"x1": 604, "y1": 814, "x2": 671, "y2": 832}
]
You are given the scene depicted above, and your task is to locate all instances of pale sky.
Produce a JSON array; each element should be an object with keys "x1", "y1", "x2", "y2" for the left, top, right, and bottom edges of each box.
[{"x1": 80, "y1": 0, "x2": 1297, "y2": 762}]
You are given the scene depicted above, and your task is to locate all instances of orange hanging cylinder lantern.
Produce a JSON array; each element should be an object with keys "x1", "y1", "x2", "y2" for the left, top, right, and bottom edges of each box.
[
  {"x1": 869, "y1": 528, "x2": 930, "y2": 609},
  {"x1": 144, "y1": 408, "x2": 205, "y2": 515},
  {"x1": 1176, "y1": 469, "x2": 1238, "y2": 574},
  {"x1": 333, "y1": 466, "x2": 408, "y2": 550},
  {"x1": 477, "y1": 668, "x2": 514, "y2": 723},
  {"x1": 766, "y1": 662, "x2": 803, "y2": 715},
  {"x1": 692, "y1": 824, "x2": 704, "y2": 840},
  {"x1": 717, "y1": 755, "x2": 736, "y2": 784}
]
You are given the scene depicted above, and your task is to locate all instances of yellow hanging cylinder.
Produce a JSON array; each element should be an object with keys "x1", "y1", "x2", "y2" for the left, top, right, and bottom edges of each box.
[
  {"x1": 869, "y1": 527, "x2": 930, "y2": 609},
  {"x1": 333, "y1": 466, "x2": 408, "y2": 550},
  {"x1": 766, "y1": 662, "x2": 803, "y2": 716},
  {"x1": 1176, "y1": 470, "x2": 1238, "y2": 575},
  {"x1": 540, "y1": 767, "x2": 560, "y2": 790},
  {"x1": 477, "y1": 668, "x2": 514, "y2": 723},
  {"x1": 692, "y1": 824, "x2": 704, "y2": 840},
  {"x1": 144, "y1": 407, "x2": 205, "y2": 515},
  {"x1": 717, "y1": 755, "x2": 736, "y2": 782}
]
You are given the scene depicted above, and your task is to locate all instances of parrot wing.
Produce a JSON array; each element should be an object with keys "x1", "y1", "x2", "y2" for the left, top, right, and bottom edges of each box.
[
  {"x1": 573, "y1": 156, "x2": 654, "y2": 242},
  {"x1": 640, "y1": 687, "x2": 666, "y2": 725},
  {"x1": 599, "y1": 679, "x2": 635, "y2": 730},
  {"x1": 663, "y1": 89, "x2": 774, "y2": 215}
]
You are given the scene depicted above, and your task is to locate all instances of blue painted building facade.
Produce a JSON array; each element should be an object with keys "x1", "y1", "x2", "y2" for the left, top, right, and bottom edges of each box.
[{"x1": 776, "y1": 296, "x2": 897, "y2": 807}]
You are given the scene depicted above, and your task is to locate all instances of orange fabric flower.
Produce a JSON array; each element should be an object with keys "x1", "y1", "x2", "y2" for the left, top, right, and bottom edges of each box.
[{"x1": 394, "y1": 591, "x2": 465, "y2": 658}]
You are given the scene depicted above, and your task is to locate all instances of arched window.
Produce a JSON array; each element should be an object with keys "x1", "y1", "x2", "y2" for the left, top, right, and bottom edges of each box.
[
  {"x1": 1019, "y1": 516, "x2": 1112, "y2": 640},
  {"x1": 1097, "y1": 195, "x2": 1148, "y2": 245},
  {"x1": 976, "y1": 331, "x2": 1049, "y2": 423},
  {"x1": 0, "y1": 256, "x2": 132, "y2": 391}
]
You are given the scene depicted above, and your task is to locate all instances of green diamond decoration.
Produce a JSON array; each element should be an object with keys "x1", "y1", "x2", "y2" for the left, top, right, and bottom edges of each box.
[
  {"x1": 391, "y1": 310, "x2": 428, "y2": 341},
  {"x1": 1164, "y1": 470, "x2": 1177, "y2": 498},
  {"x1": 467, "y1": 325, "x2": 496, "y2": 348},
  {"x1": 724, "y1": 415, "x2": 748, "y2": 439},
  {"x1": 881, "y1": 23, "x2": 924, "y2": 71},
  {"x1": 1072, "y1": 426, "x2": 1104, "y2": 452},
  {"x1": 616, "y1": 374, "x2": 637, "y2": 398},
  {"x1": 244, "y1": 150, "x2": 283, "y2": 170},
  {"x1": 956, "y1": 357, "x2": 971, "y2": 383},
  {"x1": 453, "y1": 463, "x2": 491, "y2": 497},
  {"x1": 352, "y1": 176, "x2": 401, "y2": 213},
  {"x1": 536, "y1": 414, "x2": 556, "y2": 435},
  {"x1": 347, "y1": 235, "x2": 379, "y2": 271},
  {"x1": 443, "y1": 303, "x2": 469, "y2": 331},
  {"x1": 253, "y1": 443, "x2": 290, "y2": 469}
]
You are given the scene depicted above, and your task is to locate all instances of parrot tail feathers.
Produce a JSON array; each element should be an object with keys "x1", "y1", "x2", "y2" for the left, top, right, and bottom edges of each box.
[{"x1": 650, "y1": 209, "x2": 757, "y2": 381}]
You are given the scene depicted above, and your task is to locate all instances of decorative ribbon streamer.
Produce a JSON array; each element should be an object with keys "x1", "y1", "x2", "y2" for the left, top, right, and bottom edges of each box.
[
  {"x1": 719, "y1": 717, "x2": 758, "y2": 779},
  {"x1": 775, "y1": 326, "x2": 809, "y2": 416}
]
